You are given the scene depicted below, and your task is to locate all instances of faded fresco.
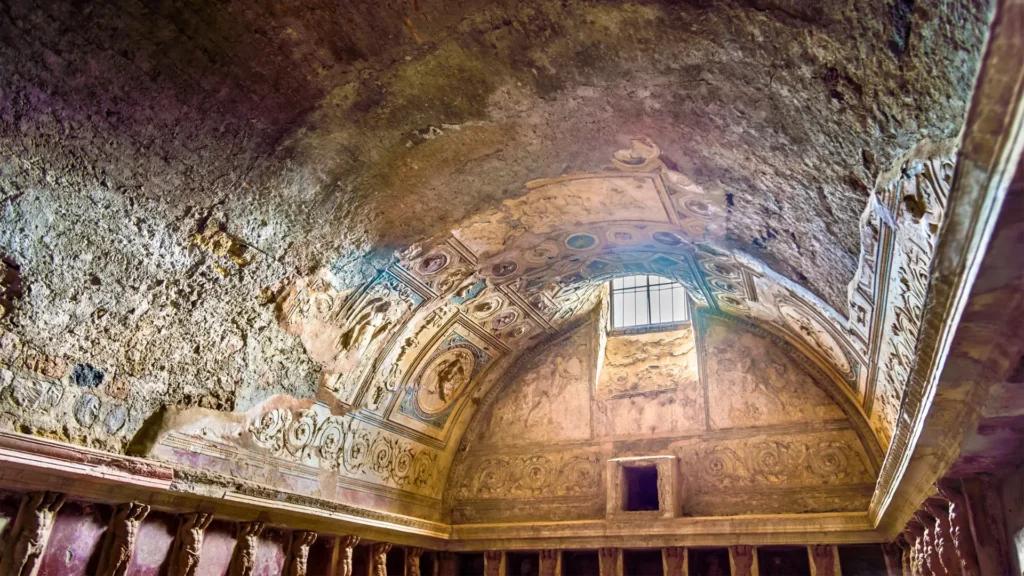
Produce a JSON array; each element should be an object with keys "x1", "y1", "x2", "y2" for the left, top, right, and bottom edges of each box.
[{"x1": 452, "y1": 310, "x2": 878, "y2": 520}]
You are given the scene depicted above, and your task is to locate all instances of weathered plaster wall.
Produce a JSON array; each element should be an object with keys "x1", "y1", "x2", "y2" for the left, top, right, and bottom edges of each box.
[
  {"x1": 703, "y1": 317, "x2": 845, "y2": 429},
  {"x1": 0, "y1": 0, "x2": 991, "y2": 459},
  {"x1": 450, "y1": 313, "x2": 877, "y2": 522}
]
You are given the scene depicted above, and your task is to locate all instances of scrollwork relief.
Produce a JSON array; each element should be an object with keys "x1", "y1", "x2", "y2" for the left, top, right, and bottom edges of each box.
[
  {"x1": 870, "y1": 156, "x2": 953, "y2": 444},
  {"x1": 246, "y1": 404, "x2": 439, "y2": 491},
  {"x1": 455, "y1": 453, "x2": 602, "y2": 500}
]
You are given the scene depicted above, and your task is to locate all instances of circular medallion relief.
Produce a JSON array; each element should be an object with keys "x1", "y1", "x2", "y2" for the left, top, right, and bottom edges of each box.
[
  {"x1": 470, "y1": 296, "x2": 503, "y2": 319},
  {"x1": 417, "y1": 347, "x2": 475, "y2": 414},
  {"x1": 651, "y1": 231, "x2": 684, "y2": 247},
  {"x1": 564, "y1": 233, "x2": 598, "y2": 251},
  {"x1": 418, "y1": 253, "x2": 449, "y2": 275},
  {"x1": 492, "y1": 310, "x2": 518, "y2": 330},
  {"x1": 490, "y1": 261, "x2": 519, "y2": 278},
  {"x1": 605, "y1": 226, "x2": 642, "y2": 246},
  {"x1": 681, "y1": 198, "x2": 713, "y2": 217},
  {"x1": 523, "y1": 240, "x2": 561, "y2": 264}
]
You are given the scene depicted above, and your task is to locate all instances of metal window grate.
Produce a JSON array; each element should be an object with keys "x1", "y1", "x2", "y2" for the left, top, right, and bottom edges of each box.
[{"x1": 610, "y1": 275, "x2": 689, "y2": 329}]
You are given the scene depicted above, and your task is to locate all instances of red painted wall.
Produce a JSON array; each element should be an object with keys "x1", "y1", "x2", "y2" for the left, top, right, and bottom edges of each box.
[
  {"x1": 127, "y1": 510, "x2": 177, "y2": 576},
  {"x1": 255, "y1": 527, "x2": 289, "y2": 576},
  {"x1": 38, "y1": 500, "x2": 107, "y2": 576},
  {"x1": 195, "y1": 520, "x2": 235, "y2": 576}
]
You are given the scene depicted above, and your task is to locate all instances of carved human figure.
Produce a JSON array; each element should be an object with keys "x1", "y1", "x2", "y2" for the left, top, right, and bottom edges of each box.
[
  {"x1": 227, "y1": 521, "x2": 265, "y2": 576},
  {"x1": 337, "y1": 298, "x2": 393, "y2": 354},
  {"x1": 406, "y1": 547, "x2": 424, "y2": 576},
  {"x1": 881, "y1": 541, "x2": 904, "y2": 576},
  {"x1": 284, "y1": 531, "x2": 318, "y2": 576},
  {"x1": 598, "y1": 548, "x2": 619, "y2": 576},
  {"x1": 937, "y1": 479, "x2": 981, "y2": 576},
  {"x1": 538, "y1": 549, "x2": 559, "y2": 576},
  {"x1": 663, "y1": 547, "x2": 686, "y2": 576},
  {"x1": 924, "y1": 500, "x2": 961, "y2": 576},
  {"x1": 730, "y1": 545, "x2": 755, "y2": 576},
  {"x1": 97, "y1": 502, "x2": 151, "y2": 576},
  {"x1": 370, "y1": 542, "x2": 393, "y2": 576},
  {"x1": 334, "y1": 535, "x2": 361, "y2": 576},
  {"x1": 169, "y1": 512, "x2": 213, "y2": 576},
  {"x1": 483, "y1": 550, "x2": 503, "y2": 576},
  {"x1": 809, "y1": 545, "x2": 837, "y2": 576},
  {"x1": 899, "y1": 536, "x2": 913, "y2": 576},
  {"x1": 907, "y1": 523, "x2": 931, "y2": 576},
  {"x1": 0, "y1": 491, "x2": 65, "y2": 576},
  {"x1": 916, "y1": 511, "x2": 946, "y2": 576}
]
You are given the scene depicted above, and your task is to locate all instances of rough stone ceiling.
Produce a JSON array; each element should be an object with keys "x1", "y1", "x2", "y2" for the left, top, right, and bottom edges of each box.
[{"x1": 0, "y1": 0, "x2": 989, "y2": 452}]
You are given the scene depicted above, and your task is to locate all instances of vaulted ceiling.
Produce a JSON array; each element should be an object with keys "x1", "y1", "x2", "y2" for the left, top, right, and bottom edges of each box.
[{"x1": 0, "y1": 0, "x2": 1008, "y2": 544}]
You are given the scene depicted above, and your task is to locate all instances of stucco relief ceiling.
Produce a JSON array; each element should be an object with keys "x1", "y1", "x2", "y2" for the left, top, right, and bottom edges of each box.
[
  {"x1": 119, "y1": 136, "x2": 953, "y2": 524},
  {"x1": 0, "y1": 0, "x2": 1000, "y2": 538}
]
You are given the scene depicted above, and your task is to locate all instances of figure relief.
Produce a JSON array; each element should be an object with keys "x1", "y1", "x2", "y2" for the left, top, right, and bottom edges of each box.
[
  {"x1": 283, "y1": 531, "x2": 318, "y2": 576},
  {"x1": 924, "y1": 500, "x2": 962, "y2": 576},
  {"x1": 370, "y1": 542, "x2": 392, "y2": 576},
  {"x1": 906, "y1": 522, "x2": 930, "y2": 576},
  {"x1": 406, "y1": 547, "x2": 424, "y2": 576},
  {"x1": 227, "y1": 521, "x2": 265, "y2": 576},
  {"x1": 916, "y1": 512, "x2": 945, "y2": 576},
  {"x1": 169, "y1": 512, "x2": 213, "y2": 576},
  {"x1": 598, "y1": 548, "x2": 619, "y2": 576},
  {"x1": 336, "y1": 297, "x2": 394, "y2": 355},
  {"x1": 664, "y1": 547, "x2": 686, "y2": 576},
  {"x1": 809, "y1": 545, "x2": 837, "y2": 576},
  {"x1": 538, "y1": 549, "x2": 559, "y2": 576},
  {"x1": 730, "y1": 545, "x2": 755, "y2": 576},
  {"x1": 483, "y1": 550, "x2": 503, "y2": 576},
  {"x1": 0, "y1": 491, "x2": 65, "y2": 576},
  {"x1": 937, "y1": 479, "x2": 981, "y2": 576},
  {"x1": 97, "y1": 502, "x2": 151, "y2": 576},
  {"x1": 881, "y1": 541, "x2": 905, "y2": 576},
  {"x1": 334, "y1": 535, "x2": 361, "y2": 576}
]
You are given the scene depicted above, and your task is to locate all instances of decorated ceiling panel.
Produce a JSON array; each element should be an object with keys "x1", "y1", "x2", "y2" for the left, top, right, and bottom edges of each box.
[{"x1": 113, "y1": 138, "x2": 952, "y2": 526}]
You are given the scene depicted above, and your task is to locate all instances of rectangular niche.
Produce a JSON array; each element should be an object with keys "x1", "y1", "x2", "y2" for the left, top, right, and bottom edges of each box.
[
  {"x1": 688, "y1": 548, "x2": 730, "y2": 576},
  {"x1": 457, "y1": 553, "x2": 485, "y2": 575},
  {"x1": 606, "y1": 455, "x2": 682, "y2": 519},
  {"x1": 507, "y1": 551, "x2": 540, "y2": 576},
  {"x1": 562, "y1": 551, "x2": 600, "y2": 576},
  {"x1": 623, "y1": 549, "x2": 665, "y2": 576},
  {"x1": 758, "y1": 546, "x2": 811, "y2": 576}
]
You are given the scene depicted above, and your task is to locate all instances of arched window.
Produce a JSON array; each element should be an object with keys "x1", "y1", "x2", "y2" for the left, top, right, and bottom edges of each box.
[{"x1": 609, "y1": 275, "x2": 690, "y2": 329}]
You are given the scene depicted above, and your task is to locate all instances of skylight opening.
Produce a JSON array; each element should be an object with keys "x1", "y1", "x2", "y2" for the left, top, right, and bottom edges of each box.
[{"x1": 609, "y1": 275, "x2": 690, "y2": 329}]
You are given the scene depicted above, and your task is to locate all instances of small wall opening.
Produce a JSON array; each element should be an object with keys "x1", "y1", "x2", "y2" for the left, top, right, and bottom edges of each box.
[
  {"x1": 758, "y1": 546, "x2": 811, "y2": 576},
  {"x1": 624, "y1": 466, "x2": 660, "y2": 511},
  {"x1": 563, "y1": 550, "x2": 600, "y2": 576},
  {"x1": 507, "y1": 551, "x2": 540, "y2": 576},
  {"x1": 623, "y1": 549, "x2": 664, "y2": 576},
  {"x1": 688, "y1": 548, "x2": 730, "y2": 576}
]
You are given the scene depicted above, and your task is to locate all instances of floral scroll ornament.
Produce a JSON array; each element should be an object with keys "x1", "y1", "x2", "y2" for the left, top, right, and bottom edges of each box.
[{"x1": 245, "y1": 404, "x2": 437, "y2": 490}]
